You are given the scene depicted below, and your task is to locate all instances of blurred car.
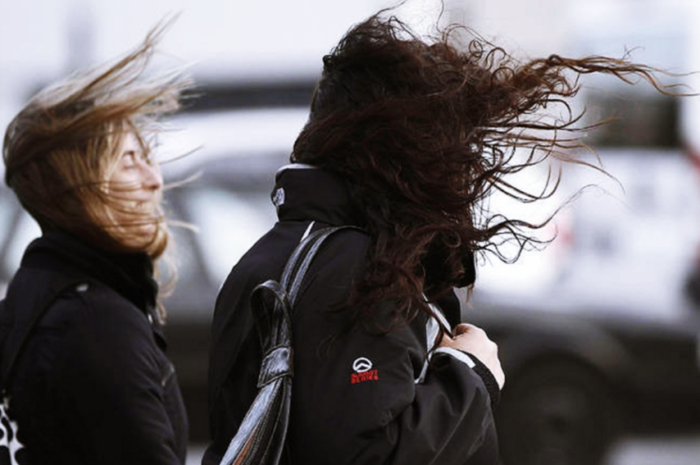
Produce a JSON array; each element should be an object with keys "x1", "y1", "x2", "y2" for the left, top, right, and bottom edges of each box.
[
  {"x1": 465, "y1": 290, "x2": 700, "y2": 465},
  {"x1": 2, "y1": 106, "x2": 700, "y2": 465},
  {"x1": 468, "y1": 148, "x2": 700, "y2": 465}
]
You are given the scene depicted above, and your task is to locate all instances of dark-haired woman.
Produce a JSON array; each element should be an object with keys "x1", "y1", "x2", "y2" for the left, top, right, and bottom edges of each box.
[
  {"x1": 205, "y1": 10, "x2": 673, "y2": 465},
  {"x1": 0, "y1": 25, "x2": 190, "y2": 465}
]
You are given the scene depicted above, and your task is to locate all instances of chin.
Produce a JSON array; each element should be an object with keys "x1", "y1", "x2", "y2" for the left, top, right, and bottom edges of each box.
[{"x1": 116, "y1": 221, "x2": 167, "y2": 257}]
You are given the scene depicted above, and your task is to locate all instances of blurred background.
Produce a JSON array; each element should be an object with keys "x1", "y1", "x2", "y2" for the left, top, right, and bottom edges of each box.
[{"x1": 2, "y1": 1, "x2": 700, "y2": 464}]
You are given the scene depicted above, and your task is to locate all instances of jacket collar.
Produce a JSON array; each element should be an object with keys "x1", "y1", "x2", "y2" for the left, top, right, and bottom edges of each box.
[
  {"x1": 20, "y1": 230, "x2": 158, "y2": 314},
  {"x1": 272, "y1": 164, "x2": 365, "y2": 227}
]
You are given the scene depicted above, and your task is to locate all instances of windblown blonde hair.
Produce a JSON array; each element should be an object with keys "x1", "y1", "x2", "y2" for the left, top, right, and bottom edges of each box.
[{"x1": 3, "y1": 20, "x2": 191, "y2": 260}]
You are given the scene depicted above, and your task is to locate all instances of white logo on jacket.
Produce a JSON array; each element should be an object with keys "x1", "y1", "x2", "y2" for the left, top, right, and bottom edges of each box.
[
  {"x1": 351, "y1": 357, "x2": 378, "y2": 384},
  {"x1": 352, "y1": 357, "x2": 373, "y2": 373},
  {"x1": 272, "y1": 188, "x2": 285, "y2": 209}
]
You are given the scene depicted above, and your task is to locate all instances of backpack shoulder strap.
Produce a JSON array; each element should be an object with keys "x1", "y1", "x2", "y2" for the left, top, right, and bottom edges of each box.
[
  {"x1": 1, "y1": 268, "x2": 91, "y2": 389},
  {"x1": 251, "y1": 225, "x2": 362, "y2": 354},
  {"x1": 281, "y1": 225, "x2": 362, "y2": 305}
]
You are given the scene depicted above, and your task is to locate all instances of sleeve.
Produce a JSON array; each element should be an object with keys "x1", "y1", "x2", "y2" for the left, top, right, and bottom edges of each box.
[
  {"x1": 290, "y1": 315, "x2": 497, "y2": 465},
  {"x1": 433, "y1": 347, "x2": 501, "y2": 410},
  {"x1": 432, "y1": 291, "x2": 502, "y2": 409},
  {"x1": 52, "y1": 291, "x2": 184, "y2": 465},
  {"x1": 287, "y1": 235, "x2": 498, "y2": 465}
]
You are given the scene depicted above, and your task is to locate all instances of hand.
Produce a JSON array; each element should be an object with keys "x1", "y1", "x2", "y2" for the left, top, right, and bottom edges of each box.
[{"x1": 439, "y1": 323, "x2": 505, "y2": 388}]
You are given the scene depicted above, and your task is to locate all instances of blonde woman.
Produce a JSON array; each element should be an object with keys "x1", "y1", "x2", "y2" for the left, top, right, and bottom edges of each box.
[{"x1": 0, "y1": 24, "x2": 190, "y2": 465}]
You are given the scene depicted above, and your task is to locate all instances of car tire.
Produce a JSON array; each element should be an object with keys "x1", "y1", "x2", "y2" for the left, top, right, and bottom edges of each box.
[{"x1": 496, "y1": 357, "x2": 623, "y2": 465}]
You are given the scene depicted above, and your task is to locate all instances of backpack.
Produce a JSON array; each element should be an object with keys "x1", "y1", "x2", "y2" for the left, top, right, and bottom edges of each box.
[
  {"x1": 219, "y1": 225, "x2": 355, "y2": 465},
  {"x1": 0, "y1": 270, "x2": 90, "y2": 465}
]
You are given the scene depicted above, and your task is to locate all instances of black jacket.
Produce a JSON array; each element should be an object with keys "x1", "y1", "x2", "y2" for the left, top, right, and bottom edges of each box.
[
  {"x1": 205, "y1": 166, "x2": 500, "y2": 465},
  {"x1": 0, "y1": 231, "x2": 188, "y2": 465}
]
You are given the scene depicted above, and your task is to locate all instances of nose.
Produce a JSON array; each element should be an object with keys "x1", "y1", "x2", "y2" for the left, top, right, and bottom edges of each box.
[{"x1": 141, "y1": 161, "x2": 163, "y2": 191}]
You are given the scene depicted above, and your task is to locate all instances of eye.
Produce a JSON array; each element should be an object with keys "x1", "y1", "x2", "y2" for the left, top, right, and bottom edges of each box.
[
  {"x1": 140, "y1": 151, "x2": 154, "y2": 165},
  {"x1": 121, "y1": 151, "x2": 138, "y2": 168}
]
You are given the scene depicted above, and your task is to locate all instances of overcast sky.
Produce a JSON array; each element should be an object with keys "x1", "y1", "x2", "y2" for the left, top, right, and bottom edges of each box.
[
  {"x1": 1, "y1": 0, "x2": 698, "y2": 141},
  {"x1": 0, "y1": 0, "x2": 445, "y2": 82},
  {"x1": 1, "y1": 1, "x2": 695, "y2": 89}
]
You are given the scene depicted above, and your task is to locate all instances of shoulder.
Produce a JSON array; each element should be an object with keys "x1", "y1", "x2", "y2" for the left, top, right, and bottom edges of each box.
[
  {"x1": 222, "y1": 224, "x2": 370, "y2": 297},
  {"x1": 309, "y1": 227, "x2": 371, "y2": 275},
  {"x1": 47, "y1": 283, "x2": 165, "y2": 390},
  {"x1": 6, "y1": 278, "x2": 158, "y2": 394},
  {"x1": 36, "y1": 282, "x2": 158, "y2": 374},
  {"x1": 292, "y1": 228, "x2": 371, "y2": 308},
  {"x1": 5, "y1": 265, "x2": 150, "y2": 335},
  {"x1": 41, "y1": 281, "x2": 150, "y2": 335}
]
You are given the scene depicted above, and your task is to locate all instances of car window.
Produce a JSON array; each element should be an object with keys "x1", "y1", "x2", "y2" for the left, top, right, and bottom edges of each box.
[{"x1": 181, "y1": 185, "x2": 276, "y2": 288}]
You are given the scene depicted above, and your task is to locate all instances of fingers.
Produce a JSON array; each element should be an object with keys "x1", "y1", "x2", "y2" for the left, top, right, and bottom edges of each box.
[
  {"x1": 439, "y1": 323, "x2": 505, "y2": 389},
  {"x1": 454, "y1": 323, "x2": 484, "y2": 336}
]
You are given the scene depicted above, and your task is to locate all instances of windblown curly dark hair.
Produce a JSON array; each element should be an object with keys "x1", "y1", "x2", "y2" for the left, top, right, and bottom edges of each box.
[{"x1": 291, "y1": 11, "x2": 676, "y2": 328}]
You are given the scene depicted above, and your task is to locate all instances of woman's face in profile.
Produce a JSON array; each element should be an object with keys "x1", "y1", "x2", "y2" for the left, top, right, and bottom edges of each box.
[{"x1": 106, "y1": 133, "x2": 163, "y2": 249}]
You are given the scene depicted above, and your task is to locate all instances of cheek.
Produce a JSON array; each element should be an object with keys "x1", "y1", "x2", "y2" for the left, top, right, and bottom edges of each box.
[
  {"x1": 108, "y1": 176, "x2": 141, "y2": 200},
  {"x1": 109, "y1": 169, "x2": 137, "y2": 186}
]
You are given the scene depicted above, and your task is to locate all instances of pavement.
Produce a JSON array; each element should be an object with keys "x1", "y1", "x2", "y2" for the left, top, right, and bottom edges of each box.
[
  {"x1": 605, "y1": 434, "x2": 700, "y2": 465},
  {"x1": 186, "y1": 434, "x2": 700, "y2": 465}
]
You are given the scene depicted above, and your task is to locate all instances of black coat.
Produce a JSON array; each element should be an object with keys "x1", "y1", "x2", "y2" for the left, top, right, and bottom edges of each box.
[
  {"x1": 205, "y1": 166, "x2": 500, "y2": 465},
  {"x1": 0, "y1": 231, "x2": 188, "y2": 465}
]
